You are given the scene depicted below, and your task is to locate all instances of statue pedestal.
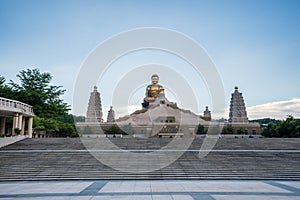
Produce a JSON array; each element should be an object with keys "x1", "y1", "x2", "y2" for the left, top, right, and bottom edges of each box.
[{"x1": 142, "y1": 93, "x2": 171, "y2": 109}]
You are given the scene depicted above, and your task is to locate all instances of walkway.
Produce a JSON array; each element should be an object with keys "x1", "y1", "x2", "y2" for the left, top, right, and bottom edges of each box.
[
  {"x1": 0, "y1": 180, "x2": 299, "y2": 199},
  {"x1": 0, "y1": 136, "x2": 26, "y2": 148}
]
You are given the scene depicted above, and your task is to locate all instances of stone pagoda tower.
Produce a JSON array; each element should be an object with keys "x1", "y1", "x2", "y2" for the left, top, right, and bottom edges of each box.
[
  {"x1": 85, "y1": 86, "x2": 103, "y2": 123},
  {"x1": 203, "y1": 106, "x2": 211, "y2": 120},
  {"x1": 229, "y1": 86, "x2": 248, "y2": 123},
  {"x1": 107, "y1": 106, "x2": 115, "y2": 123}
]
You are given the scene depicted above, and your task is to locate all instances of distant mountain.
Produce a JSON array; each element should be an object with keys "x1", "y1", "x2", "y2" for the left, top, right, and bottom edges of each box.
[{"x1": 249, "y1": 118, "x2": 279, "y2": 126}]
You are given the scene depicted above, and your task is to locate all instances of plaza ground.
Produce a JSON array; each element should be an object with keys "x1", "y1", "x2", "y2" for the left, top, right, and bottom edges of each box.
[
  {"x1": 0, "y1": 137, "x2": 300, "y2": 199},
  {"x1": 0, "y1": 180, "x2": 300, "y2": 199}
]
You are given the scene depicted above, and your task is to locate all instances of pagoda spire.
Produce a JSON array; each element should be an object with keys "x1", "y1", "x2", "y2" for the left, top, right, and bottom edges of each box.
[
  {"x1": 229, "y1": 86, "x2": 248, "y2": 123},
  {"x1": 203, "y1": 106, "x2": 211, "y2": 120},
  {"x1": 85, "y1": 86, "x2": 103, "y2": 122},
  {"x1": 107, "y1": 106, "x2": 115, "y2": 123}
]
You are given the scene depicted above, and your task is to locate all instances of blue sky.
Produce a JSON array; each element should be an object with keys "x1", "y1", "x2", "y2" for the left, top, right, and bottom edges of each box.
[{"x1": 0, "y1": 0, "x2": 300, "y2": 119}]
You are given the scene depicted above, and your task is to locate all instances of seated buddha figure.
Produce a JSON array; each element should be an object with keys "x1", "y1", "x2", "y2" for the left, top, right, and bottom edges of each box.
[{"x1": 142, "y1": 74, "x2": 164, "y2": 108}]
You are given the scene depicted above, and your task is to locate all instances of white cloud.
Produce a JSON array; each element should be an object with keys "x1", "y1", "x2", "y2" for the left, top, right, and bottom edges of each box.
[
  {"x1": 212, "y1": 98, "x2": 300, "y2": 120},
  {"x1": 106, "y1": 105, "x2": 141, "y2": 120},
  {"x1": 212, "y1": 108, "x2": 229, "y2": 120},
  {"x1": 104, "y1": 99, "x2": 300, "y2": 121},
  {"x1": 247, "y1": 98, "x2": 300, "y2": 119}
]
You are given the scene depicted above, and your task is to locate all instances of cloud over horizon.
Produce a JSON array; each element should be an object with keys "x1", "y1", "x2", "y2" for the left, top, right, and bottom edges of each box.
[
  {"x1": 207, "y1": 98, "x2": 300, "y2": 120},
  {"x1": 247, "y1": 98, "x2": 300, "y2": 120},
  {"x1": 110, "y1": 98, "x2": 300, "y2": 121}
]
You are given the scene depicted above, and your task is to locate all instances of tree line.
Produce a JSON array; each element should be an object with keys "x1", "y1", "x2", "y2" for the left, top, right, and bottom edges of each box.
[
  {"x1": 0, "y1": 68, "x2": 80, "y2": 137},
  {"x1": 195, "y1": 116, "x2": 300, "y2": 137},
  {"x1": 262, "y1": 115, "x2": 300, "y2": 138}
]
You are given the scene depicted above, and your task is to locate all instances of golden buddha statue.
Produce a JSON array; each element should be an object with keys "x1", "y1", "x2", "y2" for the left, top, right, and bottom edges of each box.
[{"x1": 142, "y1": 74, "x2": 164, "y2": 108}]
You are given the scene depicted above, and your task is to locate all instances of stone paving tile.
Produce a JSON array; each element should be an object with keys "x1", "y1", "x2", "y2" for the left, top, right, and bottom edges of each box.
[
  {"x1": 0, "y1": 180, "x2": 299, "y2": 200},
  {"x1": 93, "y1": 195, "x2": 193, "y2": 200},
  {"x1": 152, "y1": 195, "x2": 194, "y2": 200},
  {"x1": 0, "y1": 182, "x2": 92, "y2": 195},
  {"x1": 212, "y1": 195, "x2": 300, "y2": 200},
  {"x1": 99, "y1": 181, "x2": 291, "y2": 193},
  {"x1": 279, "y1": 182, "x2": 300, "y2": 190},
  {"x1": 0, "y1": 195, "x2": 194, "y2": 200},
  {"x1": 0, "y1": 197, "x2": 92, "y2": 200}
]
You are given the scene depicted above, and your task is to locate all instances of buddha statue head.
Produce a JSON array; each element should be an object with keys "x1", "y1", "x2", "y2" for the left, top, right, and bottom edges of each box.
[{"x1": 151, "y1": 74, "x2": 159, "y2": 85}]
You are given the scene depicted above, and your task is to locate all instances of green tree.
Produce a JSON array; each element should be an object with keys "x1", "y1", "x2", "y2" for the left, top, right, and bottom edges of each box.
[
  {"x1": 2, "y1": 69, "x2": 78, "y2": 137},
  {"x1": 105, "y1": 125, "x2": 122, "y2": 135},
  {"x1": 9, "y1": 69, "x2": 69, "y2": 118},
  {"x1": 250, "y1": 118, "x2": 279, "y2": 125},
  {"x1": 262, "y1": 122, "x2": 276, "y2": 137},
  {"x1": 196, "y1": 124, "x2": 207, "y2": 134},
  {"x1": 73, "y1": 115, "x2": 85, "y2": 122},
  {"x1": 33, "y1": 117, "x2": 59, "y2": 133},
  {"x1": 0, "y1": 75, "x2": 15, "y2": 99},
  {"x1": 57, "y1": 122, "x2": 77, "y2": 137},
  {"x1": 222, "y1": 125, "x2": 234, "y2": 134},
  {"x1": 0, "y1": 75, "x2": 4, "y2": 85},
  {"x1": 262, "y1": 116, "x2": 300, "y2": 138},
  {"x1": 237, "y1": 128, "x2": 244, "y2": 134}
]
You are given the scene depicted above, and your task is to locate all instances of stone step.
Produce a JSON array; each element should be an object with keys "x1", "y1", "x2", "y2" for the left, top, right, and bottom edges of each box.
[{"x1": 0, "y1": 138, "x2": 300, "y2": 181}]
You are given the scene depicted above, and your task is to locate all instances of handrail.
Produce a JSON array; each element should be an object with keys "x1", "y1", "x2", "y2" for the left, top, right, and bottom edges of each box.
[{"x1": 0, "y1": 97, "x2": 35, "y2": 116}]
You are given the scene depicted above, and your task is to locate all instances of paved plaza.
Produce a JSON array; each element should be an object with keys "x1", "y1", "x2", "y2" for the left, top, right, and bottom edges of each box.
[
  {"x1": 1, "y1": 137, "x2": 300, "y2": 199},
  {"x1": 0, "y1": 180, "x2": 300, "y2": 199}
]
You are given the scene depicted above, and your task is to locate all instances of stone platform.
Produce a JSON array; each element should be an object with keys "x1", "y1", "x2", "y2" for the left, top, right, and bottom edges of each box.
[
  {"x1": 0, "y1": 180, "x2": 300, "y2": 200},
  {"x1": 0, "y1": 138, "x2": 300, "y2": 181}
]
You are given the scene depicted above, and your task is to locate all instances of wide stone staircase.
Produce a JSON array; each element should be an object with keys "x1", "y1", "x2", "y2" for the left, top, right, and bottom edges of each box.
[{"x1": 0, "y1": 137, "x2": 300, "y2": 181}]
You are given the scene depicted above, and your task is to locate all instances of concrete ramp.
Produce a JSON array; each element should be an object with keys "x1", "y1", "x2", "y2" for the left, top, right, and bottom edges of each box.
[{"x1": 0, "y1": 136, "x2": 26, "y2": 148}]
